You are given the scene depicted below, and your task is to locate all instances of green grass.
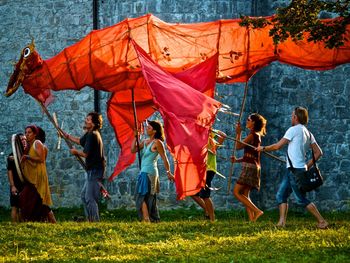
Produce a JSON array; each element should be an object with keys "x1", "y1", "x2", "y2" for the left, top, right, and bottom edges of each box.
[{"x1": 0, "y1": 207, "x2": 349, "y2": 262}]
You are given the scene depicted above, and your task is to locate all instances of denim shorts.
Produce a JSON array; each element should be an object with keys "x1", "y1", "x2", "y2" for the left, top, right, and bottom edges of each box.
[{"x1": 276, "y1": 168, "x2": 311, "y2": 207}]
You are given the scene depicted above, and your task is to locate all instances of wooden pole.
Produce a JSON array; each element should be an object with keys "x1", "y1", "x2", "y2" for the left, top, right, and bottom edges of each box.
[
  {"x1": 227, "y1": 81, "x2": 249, "y2": 193},
  {"x1": 131, "y1": 88, "x2": 142, "y2": 168},
  {"x1": 227, "y1": 24, "x2": 253, "y2": 194},
  {"x1": 211, "y1": 129, "x2": 286, "y2": 163},
  {"x1": 37, "y1": 101, "x2": 87, "y2": 170}
]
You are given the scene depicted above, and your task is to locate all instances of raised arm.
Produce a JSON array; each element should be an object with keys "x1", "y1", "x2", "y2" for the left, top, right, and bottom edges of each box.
[
  {"x1": 65, "y1": 132, "x2": 81, "y2": 145},
  {"x1": 216, "y1": 130, "x2": 226, "y2": 145},
  {"x1": 131, "y1": 131, "x2": 145, "y2": 153}
]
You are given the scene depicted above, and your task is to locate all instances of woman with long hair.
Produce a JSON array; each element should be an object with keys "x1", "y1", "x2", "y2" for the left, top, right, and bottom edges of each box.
[
  {"x1": 21, "y1": 125, "x2": 56, "y2": 223},
  {"x1": 231, "y1": 113, "x2": 267, "y2": 222},
  {"x1": 131, "y1": 120, "x2": 174, "y2": 222}
]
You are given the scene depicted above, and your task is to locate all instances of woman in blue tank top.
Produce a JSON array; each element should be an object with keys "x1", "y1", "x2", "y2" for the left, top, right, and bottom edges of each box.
[{"x1": 131, "y1": 120, "x2": 174, "y2": 222}]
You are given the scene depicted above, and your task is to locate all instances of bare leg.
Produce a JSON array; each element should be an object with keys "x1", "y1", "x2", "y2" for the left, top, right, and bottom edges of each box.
[
  {"x1": 11, "y1": 207, "x2": 19, "y2": 223},
  {"x1": 203, "y1": 198, "x2": 215, "y2": 222},
  {"x1": 191, "y1": 196, "x2": 207, "y2": 216},
  {"x1": 242, "y1": 188, "x2": 254, "y2": 221},
  {"x1": 306, "y1": 202, "x2": 328, "y2": 229},
  {"x1": 277, "y1": 203, "x2": 288, "y2": 227},
  {"x1": 233, "y1": 184, "x2": 263, "y2": 222},
  {"x1": 48, "y1": 211, "x2": 57, "y2": 224},
  {"x1": 141, "y1": 202, "x2": 150, "y2": 222}
]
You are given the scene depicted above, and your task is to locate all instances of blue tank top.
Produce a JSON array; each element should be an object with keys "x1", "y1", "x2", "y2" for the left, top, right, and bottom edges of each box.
[{"x1": 140, "y1": 140, "x2": 159, "y2": 176}]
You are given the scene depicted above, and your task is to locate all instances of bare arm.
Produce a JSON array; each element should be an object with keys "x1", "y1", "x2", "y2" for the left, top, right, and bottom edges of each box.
[
  {"x1": 7, "y1": 169, "x2": 18, "y2": 194},
  {"x1": 66, "y1": 134, "x2": 81, "y2": 145},
  {"x1": 61, "y1": 130, "x2": 85, "y2": 158},
  {"x1": 216, "y1": 130, "x2": 226, "y2": 145},
  {"x1": 230, "y1": 156, "x2": 243, "y2": 163},
  {"x1": 33, "y1": 141, "x2": 46, "y2": 162},
  {"x1": 61, "y1": 130, "x2": 81, "y2": 145},
  {"x1": 231, "y1": 133, "x2": 256, "y2": 162},
  {"x1": 70, "y1": 148, "x2": 87, "y2": 158},
  {"x1": 131, "y1": 135, "x2": 145, "y2": 153},
  {"x1": 237, "y1": 133, "x2": 255, "y2": 150},
  {"x1": 307, "y1": 142, "x2": 323, "y2": 169},
  {"x1": 257, "y1": 138, "x2": 289, "y2": 152},
  {"x1": 21, "y1": 140, "x2": 45, "y2": 163},
  {"x1": 155, "y1": 140, "x2": 175, "y2": 181}
]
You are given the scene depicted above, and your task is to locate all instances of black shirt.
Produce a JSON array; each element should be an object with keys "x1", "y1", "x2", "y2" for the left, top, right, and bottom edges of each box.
[{"x1": 80, "y1": 131, "x2": 105, "y2": 170}]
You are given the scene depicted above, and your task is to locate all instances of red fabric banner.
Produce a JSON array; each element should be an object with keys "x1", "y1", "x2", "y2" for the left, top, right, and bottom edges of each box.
[{"x1": 131, "y1": 41, "x2": 221, "y2": 199}]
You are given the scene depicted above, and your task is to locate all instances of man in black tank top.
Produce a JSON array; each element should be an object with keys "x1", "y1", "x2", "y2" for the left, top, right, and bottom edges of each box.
[{"x1": 65, "y1": 112, "x2": 105, "y2": 222}]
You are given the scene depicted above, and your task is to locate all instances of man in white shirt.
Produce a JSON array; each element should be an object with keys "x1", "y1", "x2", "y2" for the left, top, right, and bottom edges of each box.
[{"x1": 257, "y1": 106, "x2": 328, "y2": 229}]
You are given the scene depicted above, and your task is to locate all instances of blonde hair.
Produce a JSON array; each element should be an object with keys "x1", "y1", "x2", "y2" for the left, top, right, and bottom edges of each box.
[{"x1": 294, "y1": 106, "x2": 308, "y2": 125}]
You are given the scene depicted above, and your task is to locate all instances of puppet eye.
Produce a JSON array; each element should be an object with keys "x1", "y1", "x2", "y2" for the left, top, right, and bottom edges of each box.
[{"x1": 23, "y1": 47, "x2": 31, "y2": 58}]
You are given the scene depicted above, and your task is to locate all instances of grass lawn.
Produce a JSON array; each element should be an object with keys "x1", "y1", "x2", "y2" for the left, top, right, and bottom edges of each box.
[{"x1": 0, "y1": 207, "x2": 349, "y2": 262}]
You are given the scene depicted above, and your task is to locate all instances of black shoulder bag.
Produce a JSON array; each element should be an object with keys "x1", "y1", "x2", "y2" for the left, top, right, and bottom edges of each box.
[{"x1": 286, "y1": 130, "x2": 324, "y2": 192}]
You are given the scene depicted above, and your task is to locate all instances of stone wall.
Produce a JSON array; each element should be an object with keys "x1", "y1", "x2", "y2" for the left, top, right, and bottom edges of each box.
[
  {"x1": 0, "y1": 0, "x2": 349, "y2": 212},
  {"x1": 252, "y1": 63, "x2": 350, "y2": 211},
  {"x1": 0, "y1": 0, "x2": 95, "y2": 208}
]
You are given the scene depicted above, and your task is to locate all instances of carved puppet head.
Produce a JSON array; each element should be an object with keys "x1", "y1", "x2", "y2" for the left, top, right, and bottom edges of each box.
[{"x1": 5, "y1": 39, "x2": 43, "y2": 97}]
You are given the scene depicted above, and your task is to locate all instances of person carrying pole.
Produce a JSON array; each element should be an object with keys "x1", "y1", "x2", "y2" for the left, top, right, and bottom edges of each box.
[{"x1": 231, "y1": 113, "x2": 267, "y2": 222}]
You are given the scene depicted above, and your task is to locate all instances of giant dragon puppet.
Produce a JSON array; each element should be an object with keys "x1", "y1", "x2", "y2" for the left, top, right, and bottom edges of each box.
[{"x1": 5, "y1": 14, "x2": 350, "y2": 199}]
